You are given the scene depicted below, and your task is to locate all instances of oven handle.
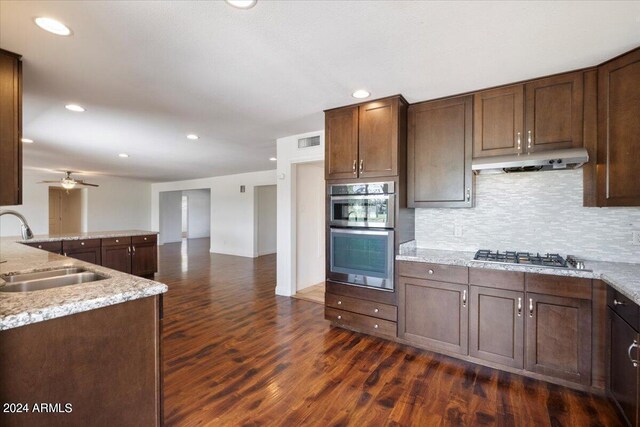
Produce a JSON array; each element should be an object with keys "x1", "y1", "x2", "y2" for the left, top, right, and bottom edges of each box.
[
  {"x1": 329, "y1": 195, "x2": 392, "y2": 201},
  {"x1": 329, "y1": 227, "x2": 394, "y2": 236}
]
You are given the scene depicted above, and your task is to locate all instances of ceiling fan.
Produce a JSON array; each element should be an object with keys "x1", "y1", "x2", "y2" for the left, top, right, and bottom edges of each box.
[{"x1": 38, "y1": 171, "x2": 99, "y2": 190}]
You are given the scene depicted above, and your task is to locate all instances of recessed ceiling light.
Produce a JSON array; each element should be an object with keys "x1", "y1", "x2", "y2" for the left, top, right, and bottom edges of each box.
[
  {"x1": 21, "y1": 138, "x2": 34, "y2": 144},
  {"x1": 186, "y1": 134, "x2": 199, "y2": 140},
  {"x1": 34, "y1": 17, "x2": 72, "y2": 36},
  {"x1": 352, "y1": 90, "x2": 371, "y2": 99},
  {"x1": 118, "y1": 153, "x2": 129, "y2": 158},
  {"x1": 269, "y1": 157, "x2": 277, "y2": 161},
  {"x1": 226, "y1": 0, "x2": 257, "y2": 9},
  {"x1": 65, "y1": 104, "x2": 85, "y2": 112}
]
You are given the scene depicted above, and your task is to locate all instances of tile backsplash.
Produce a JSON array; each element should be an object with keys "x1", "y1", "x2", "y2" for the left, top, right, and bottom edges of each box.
[{"x1": 415, "y1": 169, "x2": 640, "y2": 263}]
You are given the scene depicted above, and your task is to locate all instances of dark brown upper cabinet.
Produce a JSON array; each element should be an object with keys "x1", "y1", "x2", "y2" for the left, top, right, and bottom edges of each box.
[
  {"x1": 597, "y1": 47, "x2": 640, "y2": 207},
  {"x1": 473, "y1": 85, "x2": 524, "y2": 158},
  {"x1": 408, "y1": 95, "x2": 473, "y2": 208},
  {"x1": 0, "y1": 49, "x2": 22, "y2": 206},
  {"x1": 325, "y1": 95, "x2": 407, "y2": 180},
  {"x1": 473, "y1": 71, "x2": 584, "y2": 158}
]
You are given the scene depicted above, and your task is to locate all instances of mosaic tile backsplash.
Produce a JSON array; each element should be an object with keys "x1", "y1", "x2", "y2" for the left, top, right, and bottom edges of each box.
[{"x1": 414, "y1": 169, "x2": 640, "y2": 263}]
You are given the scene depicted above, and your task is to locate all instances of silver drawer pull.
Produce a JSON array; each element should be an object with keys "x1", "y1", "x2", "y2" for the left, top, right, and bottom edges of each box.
[
  {"x1": 374, "y1": 308, "x2": 379, "y2": 313},
  {"x1": 428, "y1": 269, "x2": 434, "y2": 275},
  {"x1": 337, "y1": 315, "x2": 342, "y2": 320},
  {"x1": 38, "y1": 245, "x2": 42, "y2": 249},
  {"x1": 144, "y1": 237, "x2": 147, "y2": 241},
  {"x1": 374, "y1": 324, "x2": 379, "y2": 329},
  {"x1": 81, "y1": 242, "x2": 85, "y2": 246},
  {"x1": 337, "y1": 300, "x2": 342, "y2": 305},
  {"x1": 628, "y1": 340, "x2": 639, "y2": 368},
  {"x1": 517, "y1": 297, "x2": 522, "y2": 317},
  {"x1": 115, "y1": 239, "x2": 119, "y2": 243},
  {"x1": 614, "y1": 299, "x2": 627, "y2": 306}
]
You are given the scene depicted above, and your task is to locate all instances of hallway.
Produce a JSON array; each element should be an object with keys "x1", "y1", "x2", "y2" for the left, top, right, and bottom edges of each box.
[{"x1": 158, "y1": 239, "x2": 621, "y2": 426}]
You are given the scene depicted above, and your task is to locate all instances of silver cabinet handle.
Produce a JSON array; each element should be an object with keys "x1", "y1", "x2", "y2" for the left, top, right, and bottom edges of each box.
[
  {"x1": 517, "y1": 297, "x2": 522, "y2": 317},
  {"x1": 462, "y1": 289, "x2": 467, "y2": 308},
  {"x1": 428, "y1": 269, "x2": 434, "y2": 275},
  {"x1": 374, "y1": 308, "x2": 379, "y2": 313},
  {"x1": 466, "y1": 188, "x2": 471, "y2": 202},
  {"x1": 37, "y1": 245, "x2": 42, "y2": 249},
  {"x1": 529, "y1": 298, "x2": 534, "y2": 317},
  {"x1": 614, "y1": 299, "x2": 627, "y2": 306},
  {"x1": 115, "y1": 239, "x2": 119, "y2": 243},
  {"x1": 374, "y1": 324, "x2": 379, "y2": 329},
  {"x1": 359, "y1": 159, "x2": 364, "y2": 173},
  {"x1": 128, "y1": 246, "x2": 131, "y2": 255},
  {"x1": 63, "y1": 252, "x2": 67, "y2": 257},
  {"x1": 337, "y1": 300, "x2": 342, "y2": 305},
  {"x1": 337, "y1": 315, "x2": 342, "y2": 320},
  {"x1": 516, "y1": 132, "x2": 522, "y2": 151},
  {"x1": 80, "y1": 242, "x2": 85, "y2": 246},
  {"x1": 628, "y1": 340, "x2": 639, "y2": 368},
  {"x1": 144, "y1": 237, "x2": 147, "y2": 241},
  {"x1": 352, "y1": 160, "x2": 357, "y2": 175},
  {"x1": 527, "y1": 130, "x2": 533, "y2": 152},
  {"x1": 132, "y1": 245, "x2": 136, "y2": 254}
]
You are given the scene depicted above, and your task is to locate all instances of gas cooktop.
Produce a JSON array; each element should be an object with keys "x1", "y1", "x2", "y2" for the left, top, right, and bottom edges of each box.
[{"x1": 473, "y1": 250, "x2": 590, "y2": 271}]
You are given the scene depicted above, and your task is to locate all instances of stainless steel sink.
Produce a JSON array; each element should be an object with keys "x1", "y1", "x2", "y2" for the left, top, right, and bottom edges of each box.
[{"x1": 0, "y1": 268, "x2": 108, "y2": 293}]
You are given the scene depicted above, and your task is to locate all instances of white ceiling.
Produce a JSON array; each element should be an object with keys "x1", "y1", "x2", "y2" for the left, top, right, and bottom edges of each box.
[{"x1": 1, "y1": 1, "x2": 639, "y2": 182}]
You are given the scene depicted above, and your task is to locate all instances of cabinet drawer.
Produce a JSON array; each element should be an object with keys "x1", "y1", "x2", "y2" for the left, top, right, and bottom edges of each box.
[
  {"x1": 102, "y1": 237, "x2": 132, "y2": 247},
  {"x1": 608, "y1": 286, "x2": 639, "y2": 330},
  {"x1": 132, "y1": 234, "x2": 156, "y2": 245},
  {"x1": 399, "y1": 261, "x2": 468, "y2": 284},
  {"x1": 62, "y1": 239, "x2": 101, "y2": 250},
  {"x1": 24, "y1": 241, "x2": 62, "y2": 253},
  {"x1": 325, "y1": 293, "x2": 397, "y2": 321},
  {"x1": 325, "y1": 307, "x2": 397, "y2": 338},
  {"x1": 469, "y1": 268, "x2": 524, "y2": 291},
  {"x1": 526, "y1": 274, "x2": 592, "y2": 300}
]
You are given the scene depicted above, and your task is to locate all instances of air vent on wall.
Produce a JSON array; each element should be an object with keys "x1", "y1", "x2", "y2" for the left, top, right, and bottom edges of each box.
[{"x1": 298, "y1": 135, "x2": 320, "y2": 149}]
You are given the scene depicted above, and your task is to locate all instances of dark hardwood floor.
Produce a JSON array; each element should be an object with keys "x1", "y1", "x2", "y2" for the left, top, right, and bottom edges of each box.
[{"x1": 159, "y1": 238, "x2": 624, "y2": 426}]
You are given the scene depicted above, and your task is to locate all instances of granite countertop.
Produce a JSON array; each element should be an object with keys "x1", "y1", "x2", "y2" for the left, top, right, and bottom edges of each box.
[
  {"x1": 397, "y1": 243, "x2": 640, "y2": 305},
  {"x1": 19, "y1": 229, "x2": 159, "y2": 243},
  {"x1": 0, "y1": 237, "x2": 167, "y2": 331}
]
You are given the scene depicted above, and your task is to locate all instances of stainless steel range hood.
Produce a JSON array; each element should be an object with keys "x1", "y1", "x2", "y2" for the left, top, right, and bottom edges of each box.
[{"x1": 471, "y1": 147, "x2": 589, "y2": 173}]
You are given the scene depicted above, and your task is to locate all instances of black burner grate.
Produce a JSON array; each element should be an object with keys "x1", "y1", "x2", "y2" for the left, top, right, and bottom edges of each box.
[{"x1": 474, "y1": 250, "x2": 567, "y2": 268}]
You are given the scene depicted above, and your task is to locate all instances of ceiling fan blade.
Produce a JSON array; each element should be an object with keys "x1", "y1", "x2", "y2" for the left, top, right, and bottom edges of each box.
[
  {"x1": 38, "y1": 180, "x2": 62, "y2": 183},
  {"x1": 77, "y1": 181, "x2": 99, "y2": 187}
]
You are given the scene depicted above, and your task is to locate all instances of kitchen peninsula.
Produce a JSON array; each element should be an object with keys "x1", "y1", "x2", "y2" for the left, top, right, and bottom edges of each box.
[{"x1": 0, "y1": 231, "x2": 167, "y2": 426}]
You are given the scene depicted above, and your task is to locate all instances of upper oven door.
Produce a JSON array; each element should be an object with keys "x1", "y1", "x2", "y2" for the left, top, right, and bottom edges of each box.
[{"x1": 329, "y1": 194, "x2": 395, "y2": 228}]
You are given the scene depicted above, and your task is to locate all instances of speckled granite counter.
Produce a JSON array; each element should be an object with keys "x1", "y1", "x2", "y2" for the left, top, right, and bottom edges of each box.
[
  {"x1": 0, "y1": 237, "x2": 167, "y2": 331},
  {"x1": 18, "y1": 229, "x2": 159, "y2": 243},
  {"x1": 397, "y1": 242, "x2": 640, "y2": 305}
]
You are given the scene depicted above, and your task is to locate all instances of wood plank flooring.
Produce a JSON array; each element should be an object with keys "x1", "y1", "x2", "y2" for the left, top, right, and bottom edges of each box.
[
  {"x1": 293, "y1": 282, "x2": 325, "y2": 304},
  {"x1": 159, "y1": 238, "x2": 624, "y2": 426}
]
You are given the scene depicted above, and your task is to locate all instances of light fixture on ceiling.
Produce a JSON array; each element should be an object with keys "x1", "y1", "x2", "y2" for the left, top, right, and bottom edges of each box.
[
  {"x1": 34, "y1": 17, "x2": 72, "y2": 36},
  {"x1": 269, "y1": 157, "x2": 277, "y2": 161},
  {"x1": 21, "y1": 138, "x2": 34, "y2": 144},
  {"x1": 186, "y1": 134, "x2": 199, "y2": 140},
  {"x1": 226, "y1": 0, "x2": 257, "y2": 9},
  {"x1": 352, "y1": 90, "x2": 371, "y2": 99},
  {"x1": 118, "y1": 153, "x2": 129, "y2": 158},
  {"x1": 65, "y1": 104, "x2": 86, "y2": 112},
  {"x1": 61, "y1": 176, "x2": 76, "y2": 190}
]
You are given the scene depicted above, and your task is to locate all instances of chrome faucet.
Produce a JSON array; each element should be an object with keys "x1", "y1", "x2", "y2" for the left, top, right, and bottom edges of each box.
[{"x1": 0, "y1": 210, "x2": 34, "y2": 240}]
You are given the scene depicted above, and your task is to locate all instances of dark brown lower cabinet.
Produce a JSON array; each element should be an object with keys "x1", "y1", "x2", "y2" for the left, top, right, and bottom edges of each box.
[
  {"x1": 610, "y1": 310, "x2": 639, "y2": 427},
  {"x1": 525, "y1": 292, "x2": 592, "y2": 385},
  {"x1": 132, "y1": 236, "x2": 158, "y2": 277},
  {"x1": 101, "y1": 238, "x2": 133, "y2": 274},
  {"x1": 469, "y1": 286, "x2": 524, "y2": 368},
  {"x1": 399, "y1": 277, "x2": 468, "y2": 355},
  {"x1": 62, "y1": 239, "x2": 102, "y2": 265}
]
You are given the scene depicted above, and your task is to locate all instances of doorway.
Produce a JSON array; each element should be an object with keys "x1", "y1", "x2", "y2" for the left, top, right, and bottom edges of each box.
[
  {"x1": 159, "y1": 189, "x2": 211, "y2": 245},
  {"x1": 49, "y1": 187, "x2": 84, "y2": 235},
  {"x1": 292, "y1": 161, "x2": 325, "y2": 303}
]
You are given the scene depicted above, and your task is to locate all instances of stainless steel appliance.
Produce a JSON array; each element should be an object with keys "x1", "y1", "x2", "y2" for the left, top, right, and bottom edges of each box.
[
  {"x1": 328, "y1": 228, "x2": 395, "y2": 291},
  {"x1": 328, "y1": 182, "x2": 395, "y2": 228},
  {"x1": 473, "y1": 249, "x2": 589, "y2": 271}
]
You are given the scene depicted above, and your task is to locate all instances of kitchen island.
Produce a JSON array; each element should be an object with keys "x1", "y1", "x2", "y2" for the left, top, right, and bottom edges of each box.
[{"x1": 0, "y1": 234, "x2": 167, "y2": 426}]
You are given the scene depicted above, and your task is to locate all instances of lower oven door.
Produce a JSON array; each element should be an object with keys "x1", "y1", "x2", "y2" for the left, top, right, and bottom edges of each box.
[{"x1": 328, "y1": 227, "x2": 395, "y2": 291}]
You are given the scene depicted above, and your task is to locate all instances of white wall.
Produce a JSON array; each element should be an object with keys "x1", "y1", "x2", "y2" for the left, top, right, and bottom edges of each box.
[
  {"x1": 255, "y1": 185, "x2": 277, "y2": 256},
  {"x1": 151, "y1": 170, "x2": 276, "y2": 258},
  {"x1": 276, "y1": 130, "x2": 324, "y2": 297},
  {"x1": 159, "y1": 191, "x2": 183, "y2": 244},
  {"x1": 1, "y1": 170, "x2": 152, "y2": 237},
  {"x1": 295, "y1": 162, "x2": 325, "y2": 291},
  {"x1": 184, "y1": 189, "x2": 211, "y2": 239}
]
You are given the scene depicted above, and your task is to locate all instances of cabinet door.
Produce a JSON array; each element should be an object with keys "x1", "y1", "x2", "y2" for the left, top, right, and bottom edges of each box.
[
  {"x1": 408, "y1": 96, "x2": 473, "y2": 208},
  {"x1": 597, "y1": 48, "x2": 640, "y2": 206},
  {"x1": 0, "y1": 50, "x2": 22, "y2": 206},
  {"x1": 399, "y1": 277, "x2": 468, "y2": 355},
  {"x1": 524, "y1": 71, "x2": 583, "y2": 152},
  {"x1": 64, "y1": 247, "x2": 101, "y2": 265},
  {"x1": 473, "y1": 85, "x2": 524, "y2": 158},
  {"x1": 325, "y1": 106, "x2": 358, "y2": 180},
  {"x1": 358, "y1": 98, "x2": 399, "y2": 178},
  {"x1": 102, "y1": 244, "x2": 132, "y2": 274},
  {"x1": 132, "y1": 241, "x2": 157, "y2": 277},
  {"x1": 525, "y1": 292, "x2": 591, "y2": 384},
  {"x1": 469, "y1": 286, "x2": 524, "y2": 368},
  {"x1": 610, "y1": 310, "x2": 640, "y2": 427}
]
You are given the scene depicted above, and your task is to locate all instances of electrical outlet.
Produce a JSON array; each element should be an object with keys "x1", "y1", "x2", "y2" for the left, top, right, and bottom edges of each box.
[{"x1": 633, "y1": 231, "x2": 640, "y2": 246}]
